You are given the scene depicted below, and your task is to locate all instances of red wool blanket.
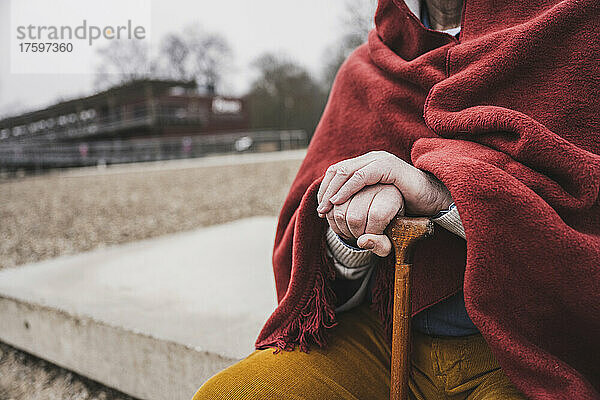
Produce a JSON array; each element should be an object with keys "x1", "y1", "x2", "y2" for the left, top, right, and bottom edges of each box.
[{"x1": 256, "y1": 0, "x2": 600, "y2": 398}]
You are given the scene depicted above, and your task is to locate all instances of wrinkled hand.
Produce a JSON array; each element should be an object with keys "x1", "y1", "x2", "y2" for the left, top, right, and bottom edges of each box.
[
  {"x1": 317, "y1": 151, "x2": 452, "y2": 217},
  {"x1": 325, "y1": 183, "x2": 404, "y2": 257}
]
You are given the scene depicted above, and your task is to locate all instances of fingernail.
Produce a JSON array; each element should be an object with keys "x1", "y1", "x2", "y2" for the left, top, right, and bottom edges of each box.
[{"x1": 317, "y1": 212, "x2": 324, "y2": 218}]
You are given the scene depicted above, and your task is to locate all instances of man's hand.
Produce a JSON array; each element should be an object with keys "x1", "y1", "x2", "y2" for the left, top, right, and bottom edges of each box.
[
  {"x1": 325, "y1": 184, "x2": 404, "y2": 257},
  {"x1": 317, "y1": 151, "x2": 452, "y2": 217}
]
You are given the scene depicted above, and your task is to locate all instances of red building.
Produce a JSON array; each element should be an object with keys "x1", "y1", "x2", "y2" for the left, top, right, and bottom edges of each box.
[
  {"x1": 0, "y1": 80, "x2": 307, "y2": 171},
  {"x1": 0, "y1": 79, "x2": 249, "y2": 143}
]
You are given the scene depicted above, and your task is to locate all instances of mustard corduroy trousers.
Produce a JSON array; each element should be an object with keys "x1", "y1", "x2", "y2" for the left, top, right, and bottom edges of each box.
[{"x1": 194, "y1": 304, "x2": 525, "y2": 400}]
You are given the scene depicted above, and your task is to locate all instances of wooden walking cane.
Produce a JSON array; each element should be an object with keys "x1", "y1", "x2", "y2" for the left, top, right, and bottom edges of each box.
[{"x1": 385, "y1": 216, "x2": 434, "y2": 400}]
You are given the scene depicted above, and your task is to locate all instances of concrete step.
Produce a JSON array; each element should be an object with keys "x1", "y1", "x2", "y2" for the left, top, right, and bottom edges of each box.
[{"x1": 0, "y1": 217, "x2": 279, "y2": 400}]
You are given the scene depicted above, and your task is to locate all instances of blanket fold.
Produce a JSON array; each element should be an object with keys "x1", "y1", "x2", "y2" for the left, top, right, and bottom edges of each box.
[{"x1": 256, "y1": 0, "x2": 600, "y2": 398}]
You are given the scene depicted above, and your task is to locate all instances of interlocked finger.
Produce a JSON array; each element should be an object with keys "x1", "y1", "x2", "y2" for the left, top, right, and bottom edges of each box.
[
  {"x1": 326, "y1": 201, "x2": 353, "y2": 240},
  {"x1": 317, "y1": 154, "x2": 378, "y2": 213},
  {"x1": 345, "y1": 186, "x2": 380, "y2": 238},
  {"x1": 365, "y1": 186, "x2": 404, "y2": 235}
]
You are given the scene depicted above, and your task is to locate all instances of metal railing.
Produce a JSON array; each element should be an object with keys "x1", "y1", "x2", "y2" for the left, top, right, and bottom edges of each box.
[
  {"x1": 1, "y1": 111, "x2": 211, "y2": 142},
  {"x1": 0, "y1": 130, "x2": 307, "y2": 170}
]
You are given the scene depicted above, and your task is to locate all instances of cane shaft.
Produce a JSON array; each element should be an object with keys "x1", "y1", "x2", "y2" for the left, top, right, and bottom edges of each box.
[
  {"x1": 390, "y1": 263, "x2": 411, "y2": 400},
  {"x1": 386, "y1": 217, "x2": 434, "y2": 400}
]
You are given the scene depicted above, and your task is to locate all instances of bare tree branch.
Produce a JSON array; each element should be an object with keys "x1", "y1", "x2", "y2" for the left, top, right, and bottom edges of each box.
[{"x1": 94, "y1": 40, "x2": 157, "y2": 89}]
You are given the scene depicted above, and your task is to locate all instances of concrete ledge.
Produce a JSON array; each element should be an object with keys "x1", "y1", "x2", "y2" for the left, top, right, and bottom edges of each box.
[
  {"x1": 0, "y1": 296, "x2": 236, "y2": 400},
  {"x1": 0, "y1": 217, "x2": 279, "y2": 400}
]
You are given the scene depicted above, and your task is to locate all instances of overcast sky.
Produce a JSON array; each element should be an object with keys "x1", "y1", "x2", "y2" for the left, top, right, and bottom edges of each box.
[{"x1": 0, "y1": 0, "x2": 358, "y2": 117}]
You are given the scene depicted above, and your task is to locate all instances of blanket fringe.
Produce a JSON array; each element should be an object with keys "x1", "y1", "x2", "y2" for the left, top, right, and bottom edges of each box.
[{"x1": 259, "y1": 237, "x2": 338, "y2": 353}]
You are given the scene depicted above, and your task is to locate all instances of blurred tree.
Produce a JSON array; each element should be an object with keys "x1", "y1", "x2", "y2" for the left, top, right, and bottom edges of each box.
[
  {"x1": 322, "y1": 0, "x2": 377, "y2": 89},
  {"x1": 161, "y1": 33, "x2": 190, "y2": 80},
  {"x1": 94, "y1": 40, "x2": 157, "y2": 89},
  {"x1": 95, "y1": 23, "x2": 231, "y2": 94},
  {"x1": 159, "y1": 24, "x2": 232, "y2": 94},
  {"x1": 245, "y1": 53, "x2": 327, "y2": 140}
]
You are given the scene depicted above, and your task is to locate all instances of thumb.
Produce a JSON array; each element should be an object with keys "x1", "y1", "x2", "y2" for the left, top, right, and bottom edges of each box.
[{"x1": 357, "y1": 234, "x2": 392, "y2": 257}]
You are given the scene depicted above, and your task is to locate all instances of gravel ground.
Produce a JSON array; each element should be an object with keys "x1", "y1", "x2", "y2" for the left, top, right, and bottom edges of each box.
[
  {"x1": 0, "y1": 156, "x2": 302, "y2": 270},
  {"x1": 0, "y1": 342, "x2": 135, "y2": 400},
  {"x1": 0, "y1": 153, "x2": 303, "y2": 399}
]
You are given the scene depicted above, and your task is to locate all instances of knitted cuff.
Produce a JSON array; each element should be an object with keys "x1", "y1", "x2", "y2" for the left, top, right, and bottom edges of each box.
[
  {"x1": 432, "y1": 203, "x2": 466, "y2": 239},
  {"x1": 325, "y1": 227, "x2": 372, "y2": 268}
]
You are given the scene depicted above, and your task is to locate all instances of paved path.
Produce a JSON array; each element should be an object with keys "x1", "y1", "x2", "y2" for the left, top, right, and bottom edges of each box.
[
  {"x1": 0, "y1": 217, "x2": 279, "y2": 400},
  {"x1": 54, "y1": 149, "x2": 307, "y2": 178}
]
